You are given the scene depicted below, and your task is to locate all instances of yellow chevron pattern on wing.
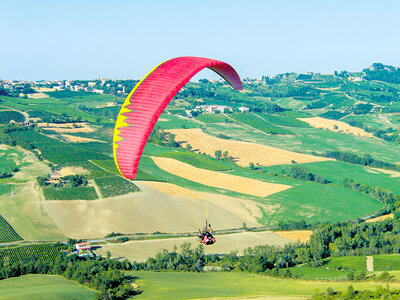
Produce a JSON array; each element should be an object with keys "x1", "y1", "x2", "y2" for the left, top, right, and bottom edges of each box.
[{"x1": 112, "y1": 59, "x2": 170, "y2": 176}]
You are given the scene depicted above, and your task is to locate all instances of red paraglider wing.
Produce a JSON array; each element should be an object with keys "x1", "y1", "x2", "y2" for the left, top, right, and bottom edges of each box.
[{"x1": 113, "y1": 56, "x2": 242, "y2": 179}]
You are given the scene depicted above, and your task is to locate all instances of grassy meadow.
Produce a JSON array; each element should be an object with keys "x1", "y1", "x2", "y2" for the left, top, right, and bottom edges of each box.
[
  {"x1": 129, "y1": 271, "x2": 400, "y2": 299},
  {"x1": 0, "y1": 147, "x2": 66, "y2": 241},
  {"x1": 0, "y1": 275, "x2": 97, "y2": 300}
]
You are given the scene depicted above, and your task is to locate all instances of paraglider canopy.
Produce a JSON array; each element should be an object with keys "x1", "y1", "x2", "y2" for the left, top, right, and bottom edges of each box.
[{"x1": 113, "y1": 56, "x2": 243, "y2": 179}]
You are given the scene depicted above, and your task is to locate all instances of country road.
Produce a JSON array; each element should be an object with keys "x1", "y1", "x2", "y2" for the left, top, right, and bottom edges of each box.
[{"x1": 0, "y1": 226, "x2": 278, "y2": 247}]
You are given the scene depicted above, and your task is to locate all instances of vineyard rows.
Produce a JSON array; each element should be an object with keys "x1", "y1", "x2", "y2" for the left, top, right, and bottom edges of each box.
[
  {"x1": 0, "y1": 244, "x2": 67, "y2": 264},
  {"x1": 0, "y1": 215, "x2": 22, "y2": 243}
]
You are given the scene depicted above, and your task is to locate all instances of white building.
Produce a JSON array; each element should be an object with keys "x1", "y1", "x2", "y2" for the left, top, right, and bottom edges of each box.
[{"x1": 238, "y1": 106, "x2": 250, "y2": 113}]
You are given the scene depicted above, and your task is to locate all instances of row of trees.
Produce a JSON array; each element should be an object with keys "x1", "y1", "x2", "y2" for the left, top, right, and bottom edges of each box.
[
  {"x1": 289, "y1": 165, "x2": 329, "y2": 184},
  {"x1": 41, "y1": 115, "x2": 83, "y2": 124},
  {"x1": 343, "y1": 178, "x2": 399, "y2": 205},
  {"x1": 319, "y1": 150, "x2": 400, "y2": 171},
  {"x1": 364, "y1": 63, "x2": 400, "y2": 84},
  {"x1": 309, "y1": 215, "x2": 400, "y2": 258},
  {"x1": 147, "y1": 127, "x2": 179, "y2": 148},
  {"x1": 313, "y1": 285, "x2": 400, "y2": 299},
  {"x1": 214, "y1": 149, "x2": 234, "y2": 161}
]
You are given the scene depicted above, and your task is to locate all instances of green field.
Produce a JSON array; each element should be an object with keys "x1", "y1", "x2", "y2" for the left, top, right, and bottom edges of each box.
[
  {"x1": 0, "y1": 95, "x2": 109, "y2": 123},
  {"x1": 0, "y1": 110, "x2": 25, "y2": 123},
  {"x1": 323, "y1": 92, "x2": 354, "y2": 109},
  {"x1": 275, "y1": 97, "x2": 307, "y2": 110},
  {"x1": 228, "y1": 112, "x2": 293, "y2": 135},
  {"x1": 257, "y1": 113, "x2": 310, "y2": 127},
  {"x1": 94, "y1": 175, "x2": 140, "y2": 197},
  {"x1": 323, "y1": 256, "x2": 367, "y2": 272},
  {"x1": 263, "y1": 182, "x2": 383, "y2": 225},
  {"x1": 195, "y1": 113, "x2": 232, "y2": 123},
  {"x1": 265, "y1": 160, "x2": 400, "y2": 194},
  {"x1": 0, "y1": 275, "x2": 96, "y2": 300},
  {"x1": 0, "y1": 184, "x2": 12, "y2": 197},
  {"x1": 90, "y1": 159, "x2": 119, "y2": 175},
  {"x1": 373, "y1": 254, "x2": 400, "y2": 271},
  {"x1": 289, "y1": 266, "x2": 349, "y2": 280},
  {"x1": 0, "y1": 244, "x2": 67, "y2": 264},
  {"x1": 0, "y1": 146, "x2": 29, "y2": 174},
  {"x1": 155, "y1": 113, "x2": 200, "y2": 130},
  {"x1": 0, "y1": 146, "x2": 66, "y2": 241},
  {"x1": 129, "y1": 271, "x2": 400, "y2": 299},
  {"x1": 291, "y1": 255, "x2": 400, "y2": 280},
  {"x1": 0, "y1": 94, "x2": 112, "y2": 123},
  {"x1": 0, "y1": 214, "x2": 22, "y2": 243},
  {"x1": 26, "y1": 109, "x2": 53, "y2": 118},
  {"x1": 156, "y1": 150, "x2": 232, "y2": 171},
  {"x1": 8, "y1": 130, "x2": 109, "y2": 165},
  {"x1": 43, "y1": 186, "x2": 98, "y2": 200}
]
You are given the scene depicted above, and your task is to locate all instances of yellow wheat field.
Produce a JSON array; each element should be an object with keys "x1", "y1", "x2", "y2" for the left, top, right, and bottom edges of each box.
[
  {"x1": 141, "y1": 181, "x2": 201, "y2": 199},
  {"x1": 166, "y1": 128, "x2": 328, "y2": 167},
  {"x1": 365, "y1": 213, "x2": 394, "y2": 223},
  {"x1": 38, "y1": 122, "x2": 94, "y2": 133},
  {"x1": 298, "y1": 117, "x2": 375, "y2": 138},
  {"x1": 274, "y1": 230, "x2": 313, "y2": 243},
  {"x1": 58, "y1": 166, "x2": 89, "y2": 177},
  {"x1": 27, "y1": 92, "x2": 49, "y2": 99},
  {"x1": 151, "y1": 156, "x2": 291, "y2": 197},
  {"x1": 61, "y1": 134, "x2": 104, "y2": 143}
]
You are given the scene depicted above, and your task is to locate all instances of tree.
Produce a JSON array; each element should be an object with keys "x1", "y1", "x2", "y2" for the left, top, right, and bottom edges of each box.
[
  {"x1": 242, "y1": 222, "x2": 247, "y2": 231},
  {"x1": 168, "y1": 133, "x2": 178, "y2": 147},
  {"x1": 67, "y1": 238, "x2": 77, "y2": 245},
  {"x1": 186, "y1": 144, "x2": 192, "y2": 151},
  {"x1": 345, "y1": 285, "x2": 355, "y2": 298},
  {"x1": 215, "y1": 150, "x2": 222, "y2": 159}
]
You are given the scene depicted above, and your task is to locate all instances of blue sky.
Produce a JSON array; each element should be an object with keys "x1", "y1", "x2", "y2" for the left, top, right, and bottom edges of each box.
[{"x1": 1, "y1": 0, "x2": 399, "y2": 80}]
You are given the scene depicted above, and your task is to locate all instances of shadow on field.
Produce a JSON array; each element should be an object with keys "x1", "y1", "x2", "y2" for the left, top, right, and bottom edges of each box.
[{"x1": 125, "y1": 275, "x2": 143, "y2": 295}]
